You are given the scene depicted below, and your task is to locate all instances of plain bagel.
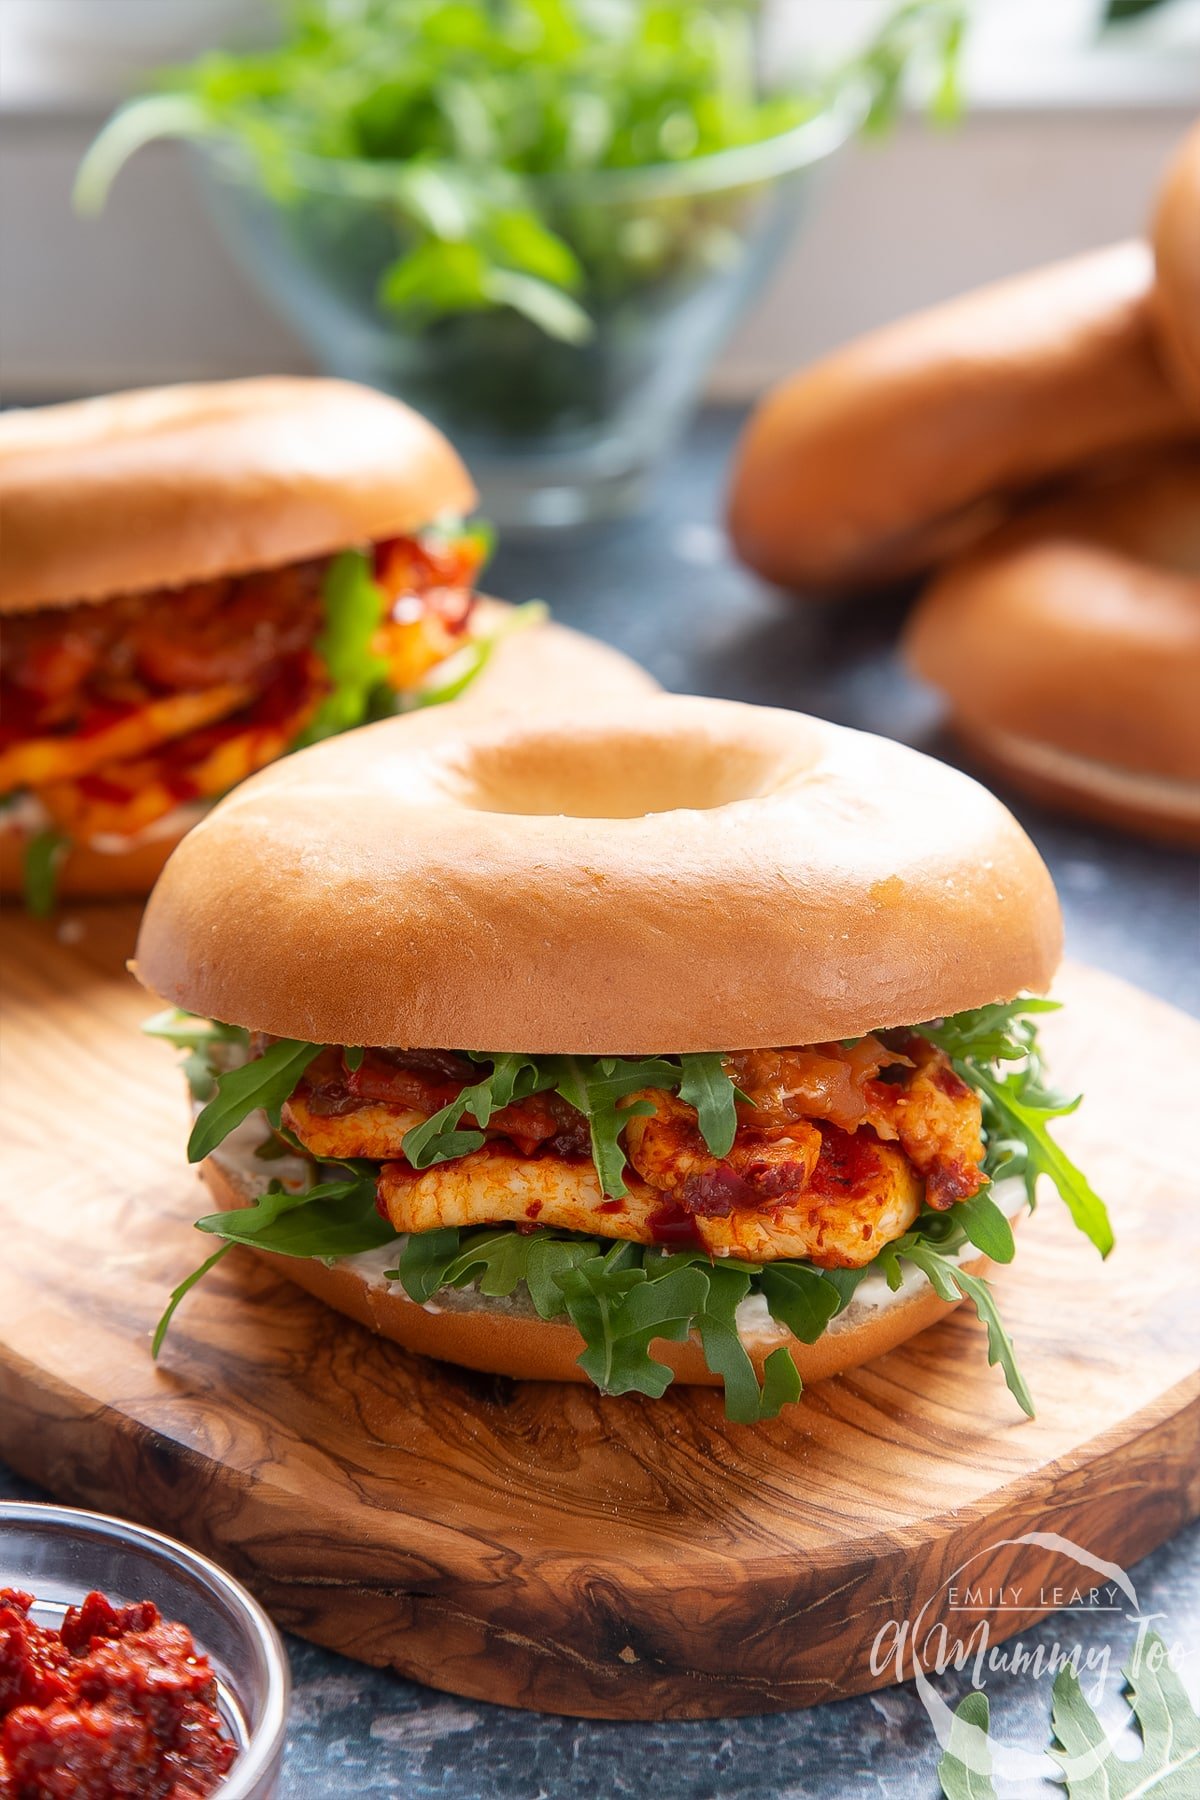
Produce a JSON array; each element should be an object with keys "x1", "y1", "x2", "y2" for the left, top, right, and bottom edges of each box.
[
  {"x1": 1152, "y1": 118, "x2": 1200, "y2": 413},
  {"x1": 0, "y1": 598, "x2": 659, "y2": 904},
  {"x1": 904, "y1": 450, "x2": 1200, "y2": 845},
  {"x1": 134, "y1": 694, "x2": 1062, "y2": 1054},
  {"x1": 727, "y1": 241, "x2": 1195, "y2": 594}
]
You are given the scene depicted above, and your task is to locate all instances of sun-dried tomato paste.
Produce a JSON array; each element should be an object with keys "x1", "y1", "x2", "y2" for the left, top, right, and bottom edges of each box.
[{"x1": 0, "y1": 1587, "x2": 235, "y2": 1799}]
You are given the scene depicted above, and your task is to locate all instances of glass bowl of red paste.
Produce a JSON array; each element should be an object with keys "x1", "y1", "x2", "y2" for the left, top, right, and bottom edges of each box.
[{"x1": 0, "y1": 1502, "x2": 289, "y2": 1798}]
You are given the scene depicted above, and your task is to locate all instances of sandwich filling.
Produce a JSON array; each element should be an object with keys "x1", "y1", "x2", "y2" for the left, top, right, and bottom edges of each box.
[
  {"x1": 0, "y1": 525, "x2": 490, "y2": 909},
  {"x1": 151, "y1": 999, "x2": 1110, "y2": 1422},
  {"x1": 285, "y1": 1035, "x2": 984, "y2": 1267}
]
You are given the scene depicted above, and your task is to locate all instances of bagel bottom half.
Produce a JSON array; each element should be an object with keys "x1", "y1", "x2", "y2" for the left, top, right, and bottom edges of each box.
[
  {"x1": 201, "y1": 1144, "x2": 1006, "y2": 1390},
  {"x1": 947, "y1": 723, "x2": 1200, "y2": 850}
]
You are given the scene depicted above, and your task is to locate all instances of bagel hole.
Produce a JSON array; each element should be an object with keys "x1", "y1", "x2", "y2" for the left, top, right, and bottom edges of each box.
[{"x1": 453, "y1": 730, "x2": 790, "y2": 819}]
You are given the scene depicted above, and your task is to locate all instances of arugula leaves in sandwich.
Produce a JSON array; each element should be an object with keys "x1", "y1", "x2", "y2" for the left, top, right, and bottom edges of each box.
[{"x1": 147, "y1": 998, "x2": 1109, "y2": 1424}]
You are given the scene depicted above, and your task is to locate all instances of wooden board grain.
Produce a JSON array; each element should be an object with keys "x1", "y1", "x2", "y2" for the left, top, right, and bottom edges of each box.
[{"x1": 0, "y1": 905, "x2": 1197, "y2": 1719}]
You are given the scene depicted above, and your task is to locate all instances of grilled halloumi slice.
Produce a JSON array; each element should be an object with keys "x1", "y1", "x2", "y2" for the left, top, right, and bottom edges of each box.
[
  {"x1": 38, "y1": 676, "x2": 320, "y2": 841},
  {"x1": 283, "y1": 1092, "x2": 428, "y2": 1162},
  {"x1": 376, "y1": 1135, "x2": 924, "y2": 1268},
  {"x1": 0, "y1": 683, "x2": 251, "y2": 793}
]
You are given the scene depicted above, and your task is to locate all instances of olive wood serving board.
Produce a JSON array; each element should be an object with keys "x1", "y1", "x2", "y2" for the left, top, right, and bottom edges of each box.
[{"x1": 0, "y1": 906, "x2": 1197, "y2": 1719}]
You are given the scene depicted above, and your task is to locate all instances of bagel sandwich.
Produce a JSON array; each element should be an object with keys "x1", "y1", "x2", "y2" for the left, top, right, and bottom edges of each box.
[
  {"x1": 135, "y1": 697, "x2": 1111, "y2": 1421},
  {"x1": 905, "y1": 449, "x2": 1200, "y2": 845},
  {"x1": 0, "y1": 378, "x2": 654, "y2": 912}
]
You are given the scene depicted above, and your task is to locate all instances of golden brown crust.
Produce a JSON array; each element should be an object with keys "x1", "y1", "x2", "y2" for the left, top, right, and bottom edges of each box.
[
  {"x1": 202, "y1": 1150, "x2": 994, "y2": 1388},
  {"x1": 904, "y1": 451, "x2": 1200, "y2": 832},
  {"x1": 134, "y1": 695, "x2": 1061, "y2": 1052},
  {"x1": 0, "y1": 378, "x2": 477, "y2": 612},
  {"x1": 727, "y1": 242, "x2": 1194, "y2": 594},
  {"x1": 1152, "y1": 120, "x2": 1200, "y2": 411}
]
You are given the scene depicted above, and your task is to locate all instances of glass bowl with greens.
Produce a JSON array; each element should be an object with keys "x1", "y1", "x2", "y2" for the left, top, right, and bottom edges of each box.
[{"x1": 80, "y1": 0, "x2": 963, "y2": 528}]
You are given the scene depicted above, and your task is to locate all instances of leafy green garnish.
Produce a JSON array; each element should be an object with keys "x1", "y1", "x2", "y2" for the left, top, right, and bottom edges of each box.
[
  {"x1": 291, "y1": 540, "x2": 519, "y2": 744},
  {"x1": 402, "y1": 1053, "x2": 553, "y2": 1168},
  {"x1": 917, "y1": 1001, "x2": 1113, "y2": 1258},
  {"x1": 142, "y1": 1009, "x2": 247, "y2": 1049},
  {"x1": 186, "y1": 1038, "x2": 322, "y2": 1163},
  {"x1": 154, "y1": 995, "x2": 1102, "y2": 1423},
  {"x1": 897, "y1": 1236, "x2": 1033, "y2": 1417},
  {"x1": 404, "y1": 1049, "x2": 749, "y2": 1198},
  {"x1": 195, "y1": 1168, "x2": 395, "y2": 1259},
  {"x1": 393, "y1": 1229, "x2": 804, "y2": 1421},
  {"x1": 1052, "y1": 1631, "x2": 1199, "y2": 1797},
  {"x1": 555, "y1": 1055, "x2": 683, "y2": 1198},
  {"x1": 677, "y1": 1051, "x2": 743, "y2": 1159},
  {"x1": 939, "y1": 1629, "x2": 1200, "y2": 1800},
  {"x1": 77, "y1": 1, "x2": 967, "y2": 343},
  {"x1": 22, "y1": 829, "x2": 69, "y2": 919},
  {"x1": 756, "y1": 1262, "x2": 845, "y2": 1343},
  {"x1": 953, "y1": 1188, "x2": 1016, "y2": 1265},
  {"x1": 409, "y1": 598, "x2": 547, "y2": 711},
  {"x1": 1105, "y1": 0, "x2": 1175, "y2": 22},
  {"x1": 153, "y1": 1166, "x2": 393, "y2": 1350},
  {"x1": 556, "y1": 1243, "x2": 701, "y2": 1400},
  {"x1": 295, "y1": 549, "x2": 390, "y2": 748},
  {"x1": 855, "y1": 0, "x2": 966, "y2": 132},
  {"x1": 152, "y1": 1242, "x2": 234, "y2": 1358},
  {"x1": 142, "y1": 1009, "x2": 249, "y2": 1102},
  {"x1": 937, "y1": 1689, "x2": 995, "y2": 1800}
]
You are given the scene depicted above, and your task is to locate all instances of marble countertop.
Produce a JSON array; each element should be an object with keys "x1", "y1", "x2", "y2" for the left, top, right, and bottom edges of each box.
[{"x1": 3, "y1": 408, "x2": 1197, "y2": 1796}]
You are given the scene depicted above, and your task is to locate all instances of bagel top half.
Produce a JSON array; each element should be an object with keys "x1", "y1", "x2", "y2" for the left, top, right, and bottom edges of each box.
[
  {"x1": 134, "y1": 696, "x2": 1061, "y2": 1053},
  {"x1": 0, "y1": 377, "x2": 476, "y2": 611}
]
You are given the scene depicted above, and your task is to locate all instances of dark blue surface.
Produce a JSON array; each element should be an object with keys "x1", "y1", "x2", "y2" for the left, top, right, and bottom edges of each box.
[{"x1": 3, "y1": 409, "x2": 1197, "y2": 1795}]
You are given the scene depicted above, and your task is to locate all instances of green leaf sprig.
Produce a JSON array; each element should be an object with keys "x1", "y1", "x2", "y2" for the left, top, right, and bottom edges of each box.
[
  {"x1": 404, "y1": 1048, "x2": 746, "y2": 1197},
  {"x1": 294, "y1": 549, "x2": 391, "y2": 748},
  {"x1": 937, "y1": 1689, "x2": 995, "y2": 1800},
  {"x1": 408, "y1": 598, "x2": 547, "y2": 711},
  {"x1": 152, "y1": 1164, "x2": 393, "y2": 1356},
  {"x1": 22, "y1": 828, "x2": 69, "y2": 919},
  {"x1": 142, "y1": 1008, "x2": 251, "y2": 1101},
  {"x1": 916, "y1": 1000, "x2": 1113, "y2": 1257},
  {"x1": 939, "y1": 1629, "x2": 1198, "y2": 1800},
  {"x1": 394, "y1": 1227, "x2": 807, "y2": 1421},
  {"x1": 1051, "y1": 1631, "x2": 1199, "y2": 1796},
  {"x1": 186, "y1": 1038, "x2": 322, "y2": 1163}
]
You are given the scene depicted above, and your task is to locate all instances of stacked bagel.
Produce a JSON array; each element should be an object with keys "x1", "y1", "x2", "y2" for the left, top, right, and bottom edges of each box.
[{"x1": 729, "y1": 121, "x2": 1200, "y2": 845}]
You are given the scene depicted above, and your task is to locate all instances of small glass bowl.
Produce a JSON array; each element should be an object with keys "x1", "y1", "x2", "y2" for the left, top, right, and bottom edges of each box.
[
  {"x1": 0, "y1": 1502, "x2": 290, "y2": 1798},
  {"x1": 193, "y1": 87, "x2": 864, "y2": 530}
]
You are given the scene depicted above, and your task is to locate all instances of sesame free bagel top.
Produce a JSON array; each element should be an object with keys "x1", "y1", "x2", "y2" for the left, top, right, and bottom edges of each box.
[
  {"x1": 0, "y1": 377, "x2": 476, "y2": 612},
  {"x1": 134, "y1": 696, "x2": 1061, "y2": 1054}
]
